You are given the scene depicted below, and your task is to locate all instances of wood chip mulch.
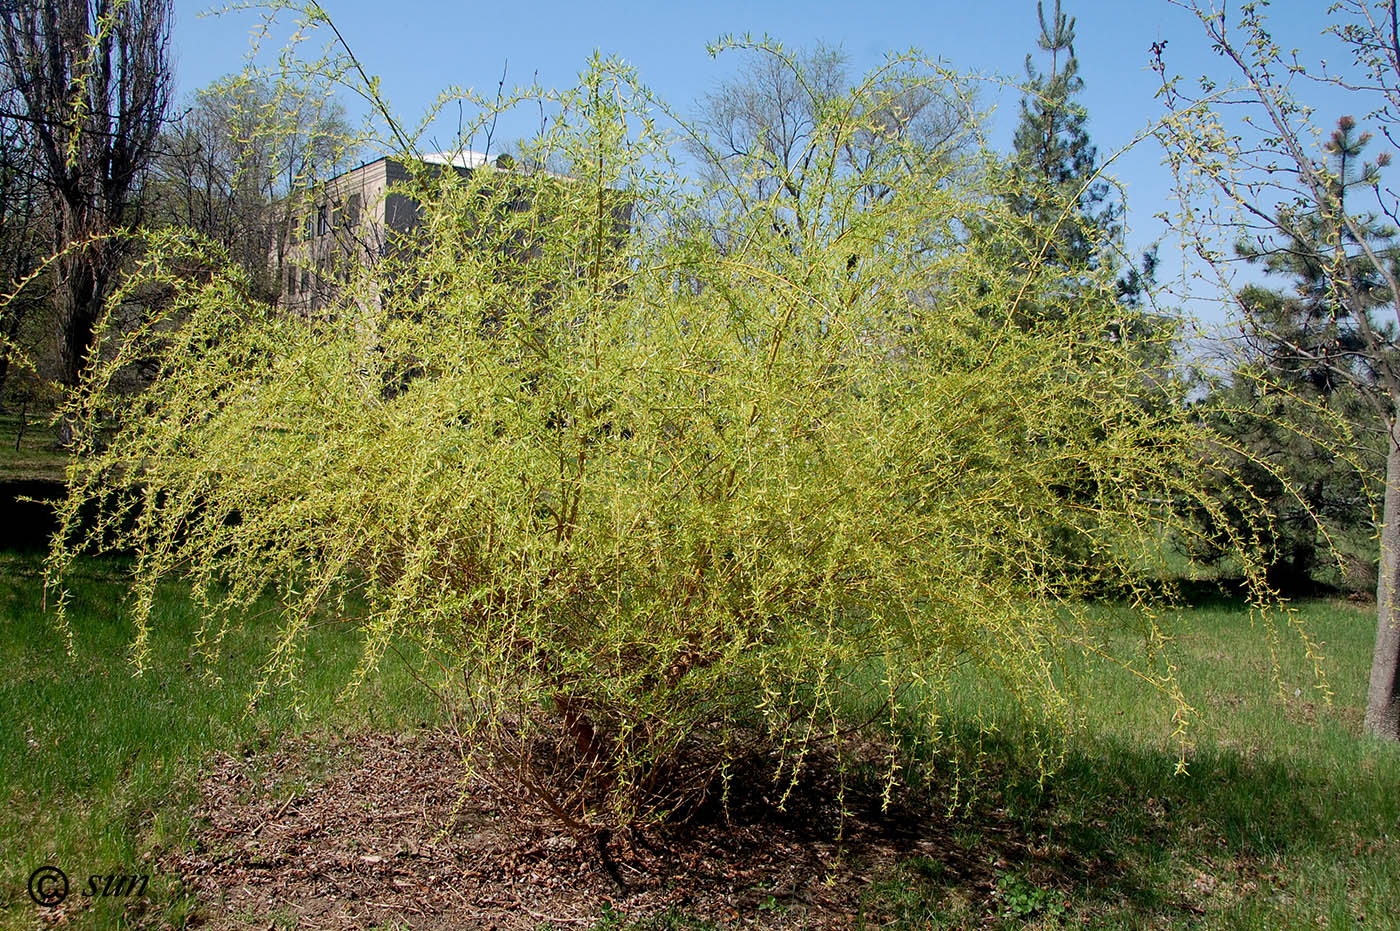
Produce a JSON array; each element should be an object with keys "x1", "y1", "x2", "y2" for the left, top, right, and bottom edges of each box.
[{"x1": 167, "y1": 730, "x2": 1035, "y2": 929}]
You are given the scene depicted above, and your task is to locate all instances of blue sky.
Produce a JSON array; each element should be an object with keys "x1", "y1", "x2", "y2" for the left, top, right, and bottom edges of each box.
[{"x1": 170, "y1": 1, "x2": 1353, "y2": 324}]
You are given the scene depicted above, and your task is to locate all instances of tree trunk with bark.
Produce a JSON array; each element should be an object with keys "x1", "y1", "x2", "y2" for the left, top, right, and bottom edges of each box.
[{"x1": 1366, "y1": 422, "x2": 1400, "y2": 740}]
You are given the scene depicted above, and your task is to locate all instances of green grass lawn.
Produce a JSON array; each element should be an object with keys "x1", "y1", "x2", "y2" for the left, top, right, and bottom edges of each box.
[
  {"x1": 0, "y1": 551, "x2": 441, "y2": 929},
  {"x1": 0, "y1": 411, "x2": 68, "y2": 483},
  {"x1": 0, "y1": 552, "x2": 1397, "y2": 929},
  {"x1": 856, "y1": 595, "x2": 1400, "y2": 930}
]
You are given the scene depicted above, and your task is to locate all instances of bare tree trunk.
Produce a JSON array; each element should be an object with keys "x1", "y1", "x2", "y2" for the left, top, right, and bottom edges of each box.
[
  {"x1": 1366, "y1": 420, "x2": 1400, "y2": 741},
  {"x1": 53, "y1": 242, "x2": 101, "y2": 447},
  {"x1": 57, "y1": 255, "x2": 100, "y2": 386}
]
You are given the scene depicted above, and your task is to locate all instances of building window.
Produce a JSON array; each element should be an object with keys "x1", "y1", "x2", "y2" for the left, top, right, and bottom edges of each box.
[
  {"x1": 345, "y1": 193, "x2": 362, "y2": 227},
  {"x1": 317, "y1": 204, "x2": 329, "y2": 237}
]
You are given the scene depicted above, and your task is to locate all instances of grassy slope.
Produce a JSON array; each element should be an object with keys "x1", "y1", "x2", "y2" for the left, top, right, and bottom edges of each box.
[{"x1": 0, "y1": 554, "x2": 1396, "y2": 930}]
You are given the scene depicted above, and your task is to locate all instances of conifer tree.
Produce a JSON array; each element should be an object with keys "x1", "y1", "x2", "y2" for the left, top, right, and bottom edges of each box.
[
  {"x1": 1007, "y1": 0, "x2": 1125, "y2": 280},
  {"x1": 1190, "y1": 118, "x2": 1393, "y2": 591},
  {"x1": 990, "y1": 2, "x2": 1164, "y2": 587}
]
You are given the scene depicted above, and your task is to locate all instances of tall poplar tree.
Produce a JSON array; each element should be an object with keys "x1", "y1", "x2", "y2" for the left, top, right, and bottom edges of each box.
[{"x1": 0, "y1": 0, "x2": 173, "y2": 441}]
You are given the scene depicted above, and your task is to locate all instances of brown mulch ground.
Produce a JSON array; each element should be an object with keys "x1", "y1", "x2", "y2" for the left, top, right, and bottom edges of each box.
[{"x1": 167, "y1": 731, "x2": 1047, "y2": 929}]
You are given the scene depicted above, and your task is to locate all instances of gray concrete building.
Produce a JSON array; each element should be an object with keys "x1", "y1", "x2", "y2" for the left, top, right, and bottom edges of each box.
[{"x1": 274, "y1": 151, "x2": 497, "y2": 315}]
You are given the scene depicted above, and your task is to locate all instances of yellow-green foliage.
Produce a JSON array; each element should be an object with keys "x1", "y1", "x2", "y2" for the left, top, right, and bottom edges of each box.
[{"x1": 46, "y1": 51, "x2": 1275, "y2": 830}]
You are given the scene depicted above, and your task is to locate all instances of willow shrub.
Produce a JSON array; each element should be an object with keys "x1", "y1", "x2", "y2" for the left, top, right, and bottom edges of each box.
[{"x1": 45, "y1": 55, "x2": 1282, "y2": 833}]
